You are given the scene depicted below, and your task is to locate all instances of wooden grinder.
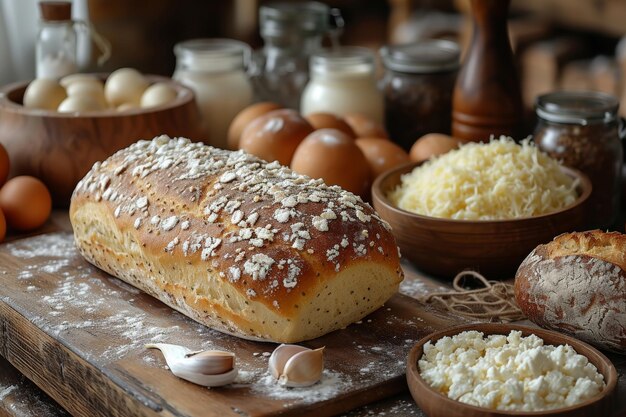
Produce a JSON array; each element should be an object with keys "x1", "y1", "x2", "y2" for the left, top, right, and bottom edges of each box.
[{"x1": 452, "y1": 0, "x2": 523, "y2": 142}]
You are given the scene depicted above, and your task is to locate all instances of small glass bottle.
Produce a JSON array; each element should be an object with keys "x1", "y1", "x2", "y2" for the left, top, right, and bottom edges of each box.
[
  {"x1": 534, "y1": 91, "x2": 623, "y2": 229},
  {"x1": 301, "y1": 47, "x2": 384, "y2": 123},
  {"x1": 249, "y1": 2, "x2": 334, "y2": 110},
  {"x1": 173, "y1": 39, "x2": 253, "y2": 149},
  {"x1": 36, "y1": 1, "x2": 78, "y2": 79},
  {"x1": 380, "y1": 40, "x2": 460, "y2": 150}
]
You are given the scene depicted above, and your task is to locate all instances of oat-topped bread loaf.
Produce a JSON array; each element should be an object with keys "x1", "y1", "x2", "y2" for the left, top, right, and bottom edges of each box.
[{"x1": 70, "y1": 135, "x2": 403, "y2": 342}]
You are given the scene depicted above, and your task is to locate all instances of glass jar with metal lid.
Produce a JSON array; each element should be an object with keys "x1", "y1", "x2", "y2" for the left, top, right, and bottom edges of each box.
[
  {"x1": 380, "y1": 40, "x2": 460, "y2": 150},
  {"x1": 534, "y1": 91, "x2": 623, "y2": 229},
  {"x1": 300, "y1": 46, "x2": 384, "y2": 123},
  {"x1": 249, "y1": 2, "x2": 343, "y2": 110}
]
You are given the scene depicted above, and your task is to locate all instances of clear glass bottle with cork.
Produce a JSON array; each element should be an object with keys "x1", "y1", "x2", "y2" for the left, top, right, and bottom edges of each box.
[
  {"x1": 249, "y1": 1, "x2": 343, "y2": 110},
  {"x1": 36, "y1": 1, "x2": 78, "y2": 79}
]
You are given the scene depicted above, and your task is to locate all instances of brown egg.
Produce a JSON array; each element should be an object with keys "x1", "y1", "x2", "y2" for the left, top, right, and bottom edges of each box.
[
  {"x1": 410, "y1": 133, "x2": 462, "y2": 163},
  {"x1": 0, "y1": 176, "x2": 52, "y2": 231},
  {"x1": 239, "y1": 109, "x2": 313, "y2": 165},
  {"x1": 291, "y1": 129, "x2": 370, "y2": 197},
  {"x1": 344, "y1": 113, "x2": 389, "y2": 139},
  {"x1": 0, "y1": 209, "x2": 5, "y2": 242},
  {"x1": 305, "y1": 113, "x2": 356, "y2": 138},
  {"x1": 355, "y1": 138, "x2": 410, "y2": 178},
  {"x1": 0, "y1": 143, "x2": 9, "y2": 186},
  {"x1": 228, "y1": 102, "x2": 282, "y2": 150}
]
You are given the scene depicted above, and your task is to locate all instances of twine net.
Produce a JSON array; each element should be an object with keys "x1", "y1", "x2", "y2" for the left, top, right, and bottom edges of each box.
[{"x1": 420, "y1": 270, "x2": 525, "y2": 322}]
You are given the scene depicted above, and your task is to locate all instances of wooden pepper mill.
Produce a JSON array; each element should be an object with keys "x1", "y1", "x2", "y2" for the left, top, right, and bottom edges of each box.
[{"x1": 452, "y1": 0, "x2": 523, "y2": 142}]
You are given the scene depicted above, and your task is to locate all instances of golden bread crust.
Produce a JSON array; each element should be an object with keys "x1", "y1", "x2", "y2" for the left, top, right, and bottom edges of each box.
[{"x1": 70, "y1": 136, "x2": 403, "y2": 342}]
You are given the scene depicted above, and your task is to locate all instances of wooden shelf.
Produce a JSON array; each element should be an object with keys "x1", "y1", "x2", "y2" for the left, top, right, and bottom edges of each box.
[{"x1": 511, "y1": 0, "x2": 626, "y2": 38}]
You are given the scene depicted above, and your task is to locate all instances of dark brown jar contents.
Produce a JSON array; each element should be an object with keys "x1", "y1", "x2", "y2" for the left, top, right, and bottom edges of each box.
[
  {"x1": 534, "y1": 92, "x2": 623, "y2": 229},
  {"x1": 380, "y1": 41, "x2": 459, "y2": 151}
]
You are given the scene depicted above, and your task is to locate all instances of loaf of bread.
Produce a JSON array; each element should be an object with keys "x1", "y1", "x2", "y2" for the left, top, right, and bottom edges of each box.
[
  {"x1": 515, "y1": 230, "x2": 626, "y2": 353},
  {"x1": 70, "y1": 136, "x2": 403, "y2": 343}
]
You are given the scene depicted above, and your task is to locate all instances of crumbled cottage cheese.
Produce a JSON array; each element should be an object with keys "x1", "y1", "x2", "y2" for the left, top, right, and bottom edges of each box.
[{"x1": 418, "y1": 330, "x2": 605, "y2": 412}]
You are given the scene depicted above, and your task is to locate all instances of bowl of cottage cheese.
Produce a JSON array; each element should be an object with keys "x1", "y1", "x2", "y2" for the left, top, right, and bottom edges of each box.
[{"x1": 407, "y1": 324, "x2": 617, "y2": 417}]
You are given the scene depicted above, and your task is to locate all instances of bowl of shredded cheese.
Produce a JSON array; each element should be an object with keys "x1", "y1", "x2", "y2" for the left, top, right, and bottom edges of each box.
[
  {"x1": 371, "y1": 137, "x2": 591, "y2": 277},
  {"x1": 406, "y1": 323, "x2": 617, "y2": 417}
]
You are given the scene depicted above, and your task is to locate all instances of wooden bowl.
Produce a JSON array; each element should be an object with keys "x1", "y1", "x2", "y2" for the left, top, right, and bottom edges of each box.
[
  {"x1": 371, "y1": 162, "x2": 591, "y2": 278},
  {"x1": 407, "y1": 323, "x2": 617, "y2": 417},
  {"x1": 0, "y1": 75, "x2": 201, "y2": 207}
]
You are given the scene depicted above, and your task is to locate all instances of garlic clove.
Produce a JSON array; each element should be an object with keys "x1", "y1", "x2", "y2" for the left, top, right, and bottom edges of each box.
[
  {"x1": 280, "y1": 347, "x2": 324, "y2": 387},
  {"x1": 146, "y1": 343, "x2": 238, "y2": 387},
  {"x1": 268, "y1": 344, "x2": 310, "y2": 379},
  {"x1": 185, "y1": 350, "x2": 235, "y2": 375},
  {"x1": 175, "y1": 366, "x2": 238, "y2": 387}
]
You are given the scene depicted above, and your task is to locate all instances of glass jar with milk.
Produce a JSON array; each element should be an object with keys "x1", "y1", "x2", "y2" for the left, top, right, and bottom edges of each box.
[
  {"x1": 173, "y1": 39, "x2": 253, "y2": 149},
  {"x1": 300, "y1": 47, "x2": 384, "y2": 124}
]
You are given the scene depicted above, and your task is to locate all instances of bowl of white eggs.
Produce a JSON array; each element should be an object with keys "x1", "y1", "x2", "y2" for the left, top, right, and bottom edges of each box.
[{"x1": 0, "y1": 68, "x2": 201, "y2": 206}]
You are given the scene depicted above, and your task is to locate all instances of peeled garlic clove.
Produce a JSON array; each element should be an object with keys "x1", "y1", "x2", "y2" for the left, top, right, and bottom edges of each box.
[
  {"x1": 146, "y1": 343, "x2": 238, "y2": 387},
  {"x1": 268, "y1": 344, "x2": 310, "y2": 379},
  {"x1": 280, "y1": 347, "x2": 324, "y2": 387}
]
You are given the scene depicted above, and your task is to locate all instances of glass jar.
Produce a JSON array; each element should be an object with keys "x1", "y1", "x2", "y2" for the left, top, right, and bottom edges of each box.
[
  {"x1": 36, "y1": 1, "x2": 78, "y2": 79},
  {"x1": 249, "y1": 2, "x2": 340, "y2": 110},
  {"x1": 173, "y1": 39, "x2": 253, "y2": 149},
  {"x1": 380, "y1": 40, "x2": 459, "y2": 150},
  {"x1": 534, "y1": 91, "x2": 623, "y2": 229},
  {"x1": 301, "y1": 47, "x2": 383, "y2": 123}
]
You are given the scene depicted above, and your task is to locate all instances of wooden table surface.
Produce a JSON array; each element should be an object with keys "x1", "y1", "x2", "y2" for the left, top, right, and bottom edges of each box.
[{"x1": 1, "y1": 211, "x2": 624, "y2": 417}]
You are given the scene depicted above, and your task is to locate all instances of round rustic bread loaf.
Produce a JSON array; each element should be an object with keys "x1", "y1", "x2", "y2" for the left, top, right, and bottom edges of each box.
[{"x1": 515, "y1": 230, "x2": 626, "y2": 354}]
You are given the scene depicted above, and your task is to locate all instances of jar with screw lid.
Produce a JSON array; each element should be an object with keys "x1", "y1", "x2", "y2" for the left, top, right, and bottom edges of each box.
[
  {"x1": 380, "y1": 40, "x2": 460, "y2": 150},
  {"x1": 300, "y1": 46, "x2": 383, "y2": 124},
  {"x1": 173, "y1": 39, "x2": 253, "y2": 149},
  {"x1": 534, "y1": 91, "x2": 623, "y2": 229}
]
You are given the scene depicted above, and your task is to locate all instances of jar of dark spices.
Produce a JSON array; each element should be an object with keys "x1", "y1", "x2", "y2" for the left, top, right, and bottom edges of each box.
[
  {"x1": 534, "y1": 91, "x2": 623, "y2": 229},
  {"x1": 380, "y1": 40, "x2": 460, "y2": 151}
]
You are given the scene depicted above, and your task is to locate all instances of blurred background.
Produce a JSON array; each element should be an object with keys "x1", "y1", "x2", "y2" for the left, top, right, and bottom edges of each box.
[{"x1": 1, "y1": 0, "x2": 625, "y2": 114}]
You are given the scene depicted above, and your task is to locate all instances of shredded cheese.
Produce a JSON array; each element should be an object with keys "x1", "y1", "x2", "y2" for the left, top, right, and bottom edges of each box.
[{"x1": 389, "y1": 137, "x2": 579, "y2": 220}]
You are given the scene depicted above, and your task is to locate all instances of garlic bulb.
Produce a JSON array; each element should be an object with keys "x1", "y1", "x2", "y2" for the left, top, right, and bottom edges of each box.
[
  {"x1": 146, "y1": 343, "x2": 237, "y2": 387},
  {"x1": 268, "y1": 344, "x2": 324, "y2": 387}
]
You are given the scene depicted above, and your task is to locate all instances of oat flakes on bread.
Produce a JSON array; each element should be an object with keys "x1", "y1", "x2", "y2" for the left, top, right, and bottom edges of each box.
[
  {"x1": 70, "y1": 135, "x2": 403, "y2": 343},
  {"x1": 515, "y1": 230, "x2": 626, "y2": 353}
]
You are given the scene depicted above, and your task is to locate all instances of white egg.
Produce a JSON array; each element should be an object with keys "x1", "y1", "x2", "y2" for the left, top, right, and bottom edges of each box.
[
  {"x1": 66, "y1": 81, "x2": 108, "y2": 108},
  {"x1": 104, "y1": 68, "x2": 149, "y2": 107},
  {"x1": 140, "y1": 82, "x2": 177, "y2": 108},
  {"x1": 57, "y1": 96, "x2": 104, "y2": 113},
  {"x1": 66, "y1": 80, "x2": 104, "y2": 96},
  {"x1": 60, "y1": 73, "x2": 100, "y2": 88},
  {"x1": 23, "y1": 79, "x2": 67, "y2": 110},
  {"x1": 117, "y1": 102, "x2": 138, "y2": 112}
]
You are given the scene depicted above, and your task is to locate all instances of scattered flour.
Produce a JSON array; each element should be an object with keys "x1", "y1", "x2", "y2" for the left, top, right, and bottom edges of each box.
[
  {"x1": 344, "y1": 398, "x2": 420, "y2": 416},
  {"x1": 5, "y1": 233, "x2": 75, "y2": 258},
  {"x1": 0, "y1": 384, "x2": 17, "y2": 400},
  {"x1": 249, "y1": 371, "x2": 350, "y2": 403}
]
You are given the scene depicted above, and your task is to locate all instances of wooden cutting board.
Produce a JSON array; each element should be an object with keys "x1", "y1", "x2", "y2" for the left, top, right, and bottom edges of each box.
[{"x1": 0, "y1": 232, "x2": 460, "y2": 417}]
